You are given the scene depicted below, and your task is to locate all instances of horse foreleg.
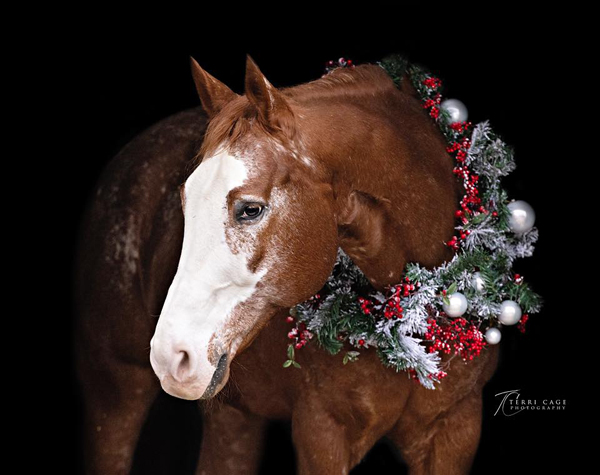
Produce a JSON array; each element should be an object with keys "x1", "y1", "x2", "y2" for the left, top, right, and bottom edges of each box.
[
  {"x1": 390, "y1": 391, "x2": 483, "y2": 475},
  {"x1": 291, "y1": 398, "x2": 352, "y2": 475},
  {"x1": 195, "y1": 403, "x2": 267, "y2": 475},
  {"x1": 78, "y1": 356, "x2": 159, "y2": 475}
]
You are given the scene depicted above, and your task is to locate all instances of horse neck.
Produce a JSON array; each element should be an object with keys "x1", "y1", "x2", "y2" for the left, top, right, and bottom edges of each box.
[{"x1": 295, "y1": 85, "x2": 458, "y2": 289}]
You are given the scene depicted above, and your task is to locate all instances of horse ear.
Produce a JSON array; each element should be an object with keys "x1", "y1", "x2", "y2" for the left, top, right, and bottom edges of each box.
[
  {"x1": 190, "y1": 57, "x2": 238, "y2": 118},
  {"x1": 244, "y1": 55, "x2": 295, "y2": 136},
  {"x1": 337, "y1": 191, "x2": 392, "y2": 263}
]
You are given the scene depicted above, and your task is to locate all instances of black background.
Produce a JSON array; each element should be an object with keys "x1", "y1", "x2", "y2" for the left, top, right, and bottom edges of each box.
[{"x1": 60, "y1": 11, "x2": 585, "y2": 475}]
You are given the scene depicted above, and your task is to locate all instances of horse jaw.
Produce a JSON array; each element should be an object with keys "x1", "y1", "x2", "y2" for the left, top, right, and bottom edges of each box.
[{"x1": 150, "y1": 147, "x2": 267, "y2": 400}]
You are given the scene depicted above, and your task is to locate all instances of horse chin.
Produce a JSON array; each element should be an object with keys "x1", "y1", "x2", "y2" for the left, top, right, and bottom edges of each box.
[{"x1": 160, "y1": 379, "x2": 208, "y2": 401}]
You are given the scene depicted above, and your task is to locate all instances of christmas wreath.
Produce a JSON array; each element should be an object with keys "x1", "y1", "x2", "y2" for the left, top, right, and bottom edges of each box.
[{"x1": 283, "y1": 55, "x2": 542, "y2": 389}]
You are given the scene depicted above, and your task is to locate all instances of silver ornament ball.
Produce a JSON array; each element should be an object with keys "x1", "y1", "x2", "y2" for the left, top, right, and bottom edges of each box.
[
  {"x1": 442, "y1": 292, "x2": 468, "y2": 318},
  {"x1": 472, "y1": 272, "x2": 485, "y2": 293},
  {"x1": 485, "y1": 327, "x2": 502, "y2": 345},
  {"x1": 441, "y1": 98, "x2": 468, "y2": 124},
  {"x1": 498, "y1": 300, "x2": 522, "y2": 326},
  {"x1": 507, "y1": 200, "x2": 536, "y2": 234}
]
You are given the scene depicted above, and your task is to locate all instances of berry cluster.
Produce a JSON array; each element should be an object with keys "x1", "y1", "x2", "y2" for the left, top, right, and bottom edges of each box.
[
  {"x1": 383, "y1": 280, "x2": 417, "y2": 319},
  {"x1": 423, "y1": 94, "x2": 442, "y2": 119},
  {"x1": 383, "y1": 292, "x2": 404, "y2": 320},
  {"x1": 357, "y1": 278, "x2": 419, "y2": 320},
  {"x1": 425, "y1": 317, "x2": 487, "y2": 361},
  {"x1": 325, "y1": 57, "x2": 355, "y2": 75},
  {"x1": 307, "y1": 293, "x2": 322, "y2": 309},
  {"x1": 447, "y1": 136, "x2": 472, "y2": 163},
  {"x1": 445, "y1": 229, "x2": 471, "y2": 251},
  {"x1": 449, "y1": 121, "x2": 473, "y2": 134},
  {"x1": 422, "y1": 77, "x2": 442, "y2": 89},
  {"x1": 517, "y1": 314, "x2": 529, "y2": 333},
  {"x1": 421, "y1": 76, "x2": 443, "y2": 119},
  {"x1": 358, "y1": 297, "x2": 373, "y2": 315},
  {"x1": 455, "y1": 166, "x2": 483, "y2": 212},
  {"x1": 286, "y1": 315, "x2": 314, "y2": 350},
  {"x1": 407, "y1": 368, "x2": 447, "y2": 383}
]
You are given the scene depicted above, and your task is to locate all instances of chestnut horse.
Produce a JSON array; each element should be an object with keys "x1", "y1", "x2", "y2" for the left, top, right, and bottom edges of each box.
[{"x1": 74, "y1": 56, "x2": 498, "y2": 474}]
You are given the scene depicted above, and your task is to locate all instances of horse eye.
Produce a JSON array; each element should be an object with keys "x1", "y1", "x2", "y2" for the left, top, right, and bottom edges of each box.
[{"x1": 235, "y1": 202, "x2": 266, "y2": 223}]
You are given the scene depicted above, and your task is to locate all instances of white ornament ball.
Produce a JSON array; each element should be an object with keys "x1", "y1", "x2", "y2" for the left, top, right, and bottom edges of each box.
[
  {"x1": 441, "y1": 98, "x2": 468, "y2": 123},
  {"x1": 498, "y1": 300, "x2": 522, "y2": 326},
  {"x1": 485, "y1": 327, "x2": 502, "y2": 345},
  {"x1": 442, "y1": 292, "x2": 468, "y2": 317},
  {"x1": 472, "y1": 272, "x2": 485, "y2": 293},
  {"x1": 507, "y1": 200, "x2": 536, "y2": 234}
]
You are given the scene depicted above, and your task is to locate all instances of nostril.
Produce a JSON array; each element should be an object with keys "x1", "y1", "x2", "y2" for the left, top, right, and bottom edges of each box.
[{"x1": 173, "y1": 350, "x2": 192, "y2": 382}]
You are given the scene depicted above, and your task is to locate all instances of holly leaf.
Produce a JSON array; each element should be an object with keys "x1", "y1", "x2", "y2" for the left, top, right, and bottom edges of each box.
[
  {"x1": 469, "y1": 213, "x2": 488, "y2": 225},
  {"x1": 447, "y1": 282, "x2": 458, "y2": 295},
  {"x1": 343, "y1": 351, "x2": 360, "y2": 365},
  {"x1": 287, "y1": 344, "x2": 295, "y2": 360},
  {"x1": 283, "y1": 360, "x2": 293, "y2": 368},
  {"x1": 292, "y1": 361, "x2": 301, "y2": 369}
]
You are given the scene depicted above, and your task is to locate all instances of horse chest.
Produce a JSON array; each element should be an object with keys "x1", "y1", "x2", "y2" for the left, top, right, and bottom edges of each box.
[{"x1": 225, "y1": 316, "x2": 413, "y2": 430}]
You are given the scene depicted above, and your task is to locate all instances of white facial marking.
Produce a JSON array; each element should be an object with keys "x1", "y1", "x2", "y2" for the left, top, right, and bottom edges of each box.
[
  {"x1": 150, "y1": 147, "x2": 266, "y2": 400},
  {"x1": 269, "y1": 137, "x2": 314, "y2": 169}
]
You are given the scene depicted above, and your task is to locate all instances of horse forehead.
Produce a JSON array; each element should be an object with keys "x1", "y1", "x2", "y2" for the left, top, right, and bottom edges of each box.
[{"x1": 185, "y1": 149, "x2": 249, "y2": 201}]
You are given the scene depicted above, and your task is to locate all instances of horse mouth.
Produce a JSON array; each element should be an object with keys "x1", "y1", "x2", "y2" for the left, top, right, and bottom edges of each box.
[{"x1": 200, "y1": 352, "x2": 230, "y2": 399}]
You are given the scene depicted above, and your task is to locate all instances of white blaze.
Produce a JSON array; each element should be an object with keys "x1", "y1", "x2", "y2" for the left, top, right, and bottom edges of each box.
[{"x1": 150, "y1": 149, "x2": 266, "y2": 400}]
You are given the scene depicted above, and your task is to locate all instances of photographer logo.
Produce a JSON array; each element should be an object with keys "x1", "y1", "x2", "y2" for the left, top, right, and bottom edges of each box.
[{"x1": 493, "y1": 390, "x2": 567, "y2": 416}]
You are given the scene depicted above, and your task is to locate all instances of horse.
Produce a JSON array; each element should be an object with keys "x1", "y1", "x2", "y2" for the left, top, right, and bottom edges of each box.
[{"x1": 74, "y1": 55, "x2": 499, "y2": 474}]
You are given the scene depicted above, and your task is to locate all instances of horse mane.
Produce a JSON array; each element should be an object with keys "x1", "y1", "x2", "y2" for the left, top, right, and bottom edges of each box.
[
  {"x1": 195, "y1": 64, "x2": 398, "y2": 165},
  {"x1": 284, "y1": 63, "x2": 398, "y2": 100}
]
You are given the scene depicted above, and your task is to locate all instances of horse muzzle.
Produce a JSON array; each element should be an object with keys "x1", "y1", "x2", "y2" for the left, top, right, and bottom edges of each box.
[{"x1": 150, "y1": 337, "x2": 231, "y2": 400}]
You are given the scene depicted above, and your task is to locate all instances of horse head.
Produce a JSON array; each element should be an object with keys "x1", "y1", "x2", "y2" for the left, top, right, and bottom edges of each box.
[{"x1": 150, "y1": 56, "x2": 339, "y2": 400}]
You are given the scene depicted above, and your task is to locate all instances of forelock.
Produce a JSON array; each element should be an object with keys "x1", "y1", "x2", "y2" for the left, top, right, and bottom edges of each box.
[{"x1": 193, "y1": 97, "x2": 301, "y2": 167}]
